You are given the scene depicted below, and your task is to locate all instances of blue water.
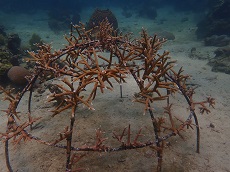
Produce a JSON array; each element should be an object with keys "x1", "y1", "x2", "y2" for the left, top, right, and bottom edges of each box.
[{"x1": 0, "y1": 0, "x2": 208, "y2": 12}]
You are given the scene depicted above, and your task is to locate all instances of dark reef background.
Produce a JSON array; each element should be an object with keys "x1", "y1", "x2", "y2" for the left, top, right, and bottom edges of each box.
[
  {"x1": 0, "y1": 0, "x2": 230, "y2": 84},
  {"x1": 0, "y1": 0, "x2": 209, "y2": 14},
  {"x1": 1, "y1": 0, "x2": 229, "y2": 38},
  {"x1": 0, "y1": 0, "x2": 230, "y2": 38}
]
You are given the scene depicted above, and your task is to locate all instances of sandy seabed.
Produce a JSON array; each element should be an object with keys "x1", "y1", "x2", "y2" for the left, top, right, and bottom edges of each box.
[{"x1": 0, "y1": 7, "x2": 230, "y2": 172}]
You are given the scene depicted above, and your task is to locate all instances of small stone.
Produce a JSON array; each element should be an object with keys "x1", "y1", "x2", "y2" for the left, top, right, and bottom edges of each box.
[
  {"x1": 37, "y1": 88, "x2": 46, "y2": 94},
  {"x1": 119, "y1": 99, "x2": 124, "y2": 102},
  {"x1": 117, "y1": 158, "x2": 126, "y2": 162},
  {"x1": 210, "y1": 123, "x2": 215, "y2": 128},
  {"x1": 117, "y1": 155, "x2": 126, "y2": 162}
]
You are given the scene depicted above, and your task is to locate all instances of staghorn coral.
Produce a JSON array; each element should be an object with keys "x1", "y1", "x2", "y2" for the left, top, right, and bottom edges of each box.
[{"x1": 0, "y1": 19, "x2": 214, "y2": 172}]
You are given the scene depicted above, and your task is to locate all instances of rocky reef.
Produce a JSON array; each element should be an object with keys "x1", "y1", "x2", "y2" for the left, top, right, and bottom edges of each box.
[
  {"x1": 86, "y1": 9, "x2": 118, "y2": 30},
  {"x1": 0, "y1": 25, "x2": 30, "y2": 86},
  {"x1": 208, "y1": 46, "x2": 230, "y2": 74},
  {"x1": 196, "y1": 0, "x2": 230, "y2": 39}
]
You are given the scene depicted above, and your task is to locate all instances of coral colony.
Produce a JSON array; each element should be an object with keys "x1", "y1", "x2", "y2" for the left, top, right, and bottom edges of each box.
[{"x1": 0, "y1": 20, "x2": 215, "y2": 171}]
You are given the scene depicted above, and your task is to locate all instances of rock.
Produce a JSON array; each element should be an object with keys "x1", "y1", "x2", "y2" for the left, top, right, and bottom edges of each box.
[
  {"x1": 29, "y1": 33, "x2": 43, "y2": 51},
  {"x1": 86, "y1": 9, "x2": 118, "y2": 30},
  {"x1": 204, "y1": 35, "x2": 230, "y2": 47},
  {"x1": 0, "y1": 25, "x2": 6, "y2": 36},
  {"x1": 7, "y1": 33, "x2": 21, "y2": 55},
  {"x1": 0, "y1": 51, "x2": 13, "y2": 77},
  {"x1": 7, "y1": 66, "x2": 31, "y2": 85},
  {"x1": 209, "y1": 123, "x2": 215, "y2": 128},
  {"x1": 196, "y1": 1, "x2": 230, "y2": 39},
  {"x1": 208, "y1": 46, "x2": 230, "y2": 74},
  {"x1": 0, "y1": 34, "x2": 6, "y2": 46},
  {"x1": 156, "y1": 31, "x2": 175, "y2": 40},
  {"x1": 214, "y1": 46, "x2": 230, "y2": 57},
  {"x1": 188, "y1": 47, "x2": 211, "y2": 60}
]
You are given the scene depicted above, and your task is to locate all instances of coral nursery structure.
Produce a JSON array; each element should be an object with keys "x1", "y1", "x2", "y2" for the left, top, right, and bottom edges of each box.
[{"x1": 0, "y1": 20, "x2": 215, "y2": 171}]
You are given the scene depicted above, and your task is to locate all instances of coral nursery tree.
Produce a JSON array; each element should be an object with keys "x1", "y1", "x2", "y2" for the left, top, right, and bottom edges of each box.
[{"x1": 0, "y1": 19, "x2": 215, "y2": 172}]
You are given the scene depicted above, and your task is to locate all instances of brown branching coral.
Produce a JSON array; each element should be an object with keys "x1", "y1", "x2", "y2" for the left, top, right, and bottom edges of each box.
[{"x1": 0, "y1": 19, "x2": 215, "y2": 172}]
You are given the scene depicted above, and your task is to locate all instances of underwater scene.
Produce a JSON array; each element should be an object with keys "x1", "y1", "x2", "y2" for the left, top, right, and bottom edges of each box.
[{"x1": 0, "y1": 0, "x2": 229, "y2": 171}]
